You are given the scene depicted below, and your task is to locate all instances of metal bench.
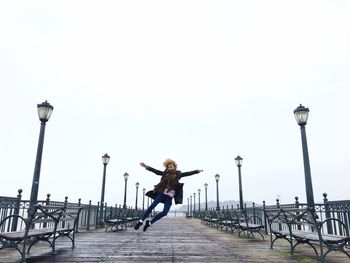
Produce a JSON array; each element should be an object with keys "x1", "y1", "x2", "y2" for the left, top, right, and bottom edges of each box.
[
  {"x1": 231, "y1": 209, "x2": 265, "y2": 240},
  {"x1": 105, "y1": 209, "x2": 142, "y2": 231},
  {"x1": 0, "y1": 203, "x2": 82, "y2": 262},
  {"x1": 55, "y1": 205, "x2": 82, "y2": 247},
  {"x1": 264, "y1": 207, "x2": 350, "y2": 263},
  {"x1": 199, "y1": 209, "x2": 264, "y2": 240},
  {"x1": 105, "y1": 209, "x2": 129, "y2": 231}
]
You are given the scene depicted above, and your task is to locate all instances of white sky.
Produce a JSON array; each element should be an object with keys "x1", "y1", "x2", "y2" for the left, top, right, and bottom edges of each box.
[{"x1": 1, "y1": 1, "x2": 349, "y2": 208}]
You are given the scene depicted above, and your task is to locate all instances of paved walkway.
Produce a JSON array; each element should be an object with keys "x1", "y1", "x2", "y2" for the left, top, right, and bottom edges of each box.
[{"x1": 0, "y1": 217, "x2": 349, "y2": 262}]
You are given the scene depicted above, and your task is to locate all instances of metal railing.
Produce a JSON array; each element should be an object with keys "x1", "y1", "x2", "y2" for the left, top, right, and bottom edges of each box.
[
  {"x1": 0, "y1": 189, "x2": 137, "y2": 233},
  {"x1": 192, "y1": 193, "x2": 350, "y2": 238}
]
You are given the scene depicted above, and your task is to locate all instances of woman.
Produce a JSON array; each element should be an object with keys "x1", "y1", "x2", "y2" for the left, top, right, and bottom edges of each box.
[{"x1": 134, "y1": 159, "x2": 203, "y2": 232}]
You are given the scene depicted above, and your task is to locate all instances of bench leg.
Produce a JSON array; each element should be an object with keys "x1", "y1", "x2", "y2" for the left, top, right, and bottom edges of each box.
[
  {"x1": 27, "y1": 237, "x2": 54, "y2": 254},
  {"x1": 292, "y1": 240, "x2": 318, "y2": 256}
]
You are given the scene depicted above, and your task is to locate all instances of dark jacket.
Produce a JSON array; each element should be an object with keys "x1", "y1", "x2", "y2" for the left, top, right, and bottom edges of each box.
[{"x1": 145, "y1": 166, "x2": 200, "y2": 204}]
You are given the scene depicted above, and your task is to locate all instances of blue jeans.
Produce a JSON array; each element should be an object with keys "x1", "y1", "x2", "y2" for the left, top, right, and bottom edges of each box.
[{"x1": 141, "y1": 193, "x2": 172, "y2": 224}]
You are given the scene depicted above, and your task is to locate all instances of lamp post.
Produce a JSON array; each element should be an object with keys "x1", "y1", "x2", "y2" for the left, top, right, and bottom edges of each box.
[
  {"x1": 294, "y1": 104, "x2": 315, "y2": 208},
  {"x1": 135, "y1": 182, "x2": 140, "y2": 210},
  {"x1": 215, "y1": 174, "x2": 220, "y2": 211},
  {"x1": 198, "y1": 189, "x2": 201, "y2": 211},
  {"x1": 193, "y1": 192, "x2": 196, "y2": 212},
  {"x1": 99, "y1": 153, "x2": 110, "y2": 222},
  {"x1": 235, "y1": 155, "x2": 244, "y2": 210},
  {"x1": 187, "y1": 197, "x2": 190, "y2": 217},
  {"x1": 29, "y1": 100, "x2": 54, "y2": 214},
  {"x1": 142, "y1": 188, "x2": 146, "y2": 210},
  {"x1": 190, "y1": 195, "x2": 192, "y2": 217},
  {"x1": 204, "y1": 183, "x2": 208, "y2": 211},
  {"x1": 123, "y1": 172, "x2": 129, "y2": 209}
]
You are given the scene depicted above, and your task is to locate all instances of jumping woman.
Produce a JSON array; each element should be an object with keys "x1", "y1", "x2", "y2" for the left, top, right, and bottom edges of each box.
[{"x1": 134, "y1": 159, "x2": 203, "y2": 232}]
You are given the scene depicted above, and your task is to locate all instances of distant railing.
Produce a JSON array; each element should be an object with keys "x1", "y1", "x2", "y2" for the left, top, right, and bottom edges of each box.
[{"x1": 167, "y1": 210, "x2": 187, "y2": 217}]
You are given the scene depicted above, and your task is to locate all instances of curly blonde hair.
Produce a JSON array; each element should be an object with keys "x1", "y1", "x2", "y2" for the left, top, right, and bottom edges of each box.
[{"x1": 163, "y1": 159, "x2": 177, "y2": 169}]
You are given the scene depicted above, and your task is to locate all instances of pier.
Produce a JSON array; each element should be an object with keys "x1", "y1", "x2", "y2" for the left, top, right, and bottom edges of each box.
[{"x1": 0, "y1": 216, "x2": 349, "y2": 262}]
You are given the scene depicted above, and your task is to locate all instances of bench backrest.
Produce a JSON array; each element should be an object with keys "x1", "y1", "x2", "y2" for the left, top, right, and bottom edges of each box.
[
  {"x1": 264, "y1": 207, "x2": 350, "y2": 239},
  {"x1": 264, "y1": 207, "x2": 318, "y2": 232},
  {"x1": 58, "y1": 206, "x2": 82, "y2": 230}
]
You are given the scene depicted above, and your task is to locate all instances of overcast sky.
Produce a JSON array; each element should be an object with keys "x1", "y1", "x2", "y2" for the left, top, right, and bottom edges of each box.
[{"x1": 1, "y1": 1, "x2": 349, "y2": 209}]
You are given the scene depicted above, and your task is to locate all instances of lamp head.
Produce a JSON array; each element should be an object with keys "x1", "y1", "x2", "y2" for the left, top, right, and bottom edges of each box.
[
  {"x1": 102, "y1": 153, "x2": 110, "y2": 165},
  {"x1": 123, "y1": 172, "x2": 129, "y2": 180},
  {"x1": 235, "y1": 155, "x2": 243, "y2": 167},
  {"x1": 294, "y1": 104, "x2": 309, "y2": 126},
  {"x1": 37, "y1": 100, "x2": 53, "y2": 123}
]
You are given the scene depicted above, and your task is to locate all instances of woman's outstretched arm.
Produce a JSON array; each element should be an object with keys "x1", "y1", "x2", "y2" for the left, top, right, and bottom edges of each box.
[
  {"x1": 180, "y1": 169, "x2": 203, "y2": 178},
  {"x1": 140, "y1": 162, "x2": 163, "y2": 175}
]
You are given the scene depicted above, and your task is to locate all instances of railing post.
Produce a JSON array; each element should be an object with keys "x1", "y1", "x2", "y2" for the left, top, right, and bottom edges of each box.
[
  {"x1": 11, "y1": 189, "x2": 23, "y2": 231},
  {"x1": 104, "y1": 202, "x2": 107, "y2": 221},
  {"x1": 76, "y1": 198, "x2": 81, "y2": 232},
  {"x1": 294, "y1": 196, "x2": 299, "y2": 208},
  {"x1": 323, "y1": 193, "x2": 333, "y2": 234},
  {"x1": 263, "y1": 201, "x2": 268, "y2": 234},
  {"x1": 95, "y1": 202, "x2": 100, "y2": 229},
  {"x1": 276, "y1": 199, "x2": 282, "y2": 231},
  {"x1": 109, "y1": 205, "x2": 113, "y2": 220},
  {"x1": 45, "y1": 193, "x2": 51, "y2": 205},
  {"x1": 62, "y1": 196, "x2": 68, "y2": 228},
  {"x1": 295, "y1": 196, "x2": 301, "y2": 230},
  {"x1": 87, "y1": 200, "x2": 92, "y2": 231},
  {"x1": 42, "y1": 193, "x2": 50, "y2": 228},
  {"x1": 253, "y1": 202, "x2": 256, "y2": 224}
]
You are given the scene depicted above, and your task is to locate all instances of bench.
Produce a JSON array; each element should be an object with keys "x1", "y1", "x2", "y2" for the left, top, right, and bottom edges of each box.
[
  {"x1": 264, "y1": 207, "x2": 350, "y2": 263},
  {"x1": 200, "y1": 210, "x2": 219, "y2": 228},
  {"x1": 105, "y1": 209, "x2": 129, "y2": 231},
  {"x1": 0, "y1": 203, "x2": 82, "y2": 262},
  {"x1": 105, "y1": 209, "x2": 142, "y2": 231},
  {"x1": 199, "y1": 209, "x2": 265, "y2": 240},
  {"x1": 230, "y1": 209, "x2": 265, "y2": 240}
]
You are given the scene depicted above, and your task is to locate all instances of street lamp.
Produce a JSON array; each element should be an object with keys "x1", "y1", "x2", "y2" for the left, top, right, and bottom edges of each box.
[
  {"x1": 99, "y1": 153, "x2": 110, "y2": 222},
  {"x1": 294, "y1": 104, "x2": 315, "y2": 208},
  {"x1": 193, "y1": 192, "x2": 196, "y2": 212},
  {"x1": 204, "y1": 183, "x2": 208, "y2": 211},
  {"x1": 198, "y1": 189, "x2": 201, "y2": 211},
  {"x1": 215, "y1": 174, "x2": 220, "y2": 211},
  {"x1": 187, "y1": 197, "x2": 190, "y2": 217},
  {"x1": 235, "y1": 155, "x2": 244, "y2": 210},
  {"x1": 29, "y1": 100, "x2": 54, "y2": 214},
  {"x1": 135, "y1": 182, "x2": 140, "y2": 210},
  {"x1": 190, "y1": 195, "x2": 192, "y2": 217},
  {"x1": 142, "y1": 188, "x2": 146, "y2": 210},
  {"x1": 123, "y1": 172, "x2": 129, "y2": 209}
]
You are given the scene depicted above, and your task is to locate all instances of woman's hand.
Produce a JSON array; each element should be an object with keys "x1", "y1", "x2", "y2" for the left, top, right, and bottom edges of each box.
[
  {"x1": 140, "y1": 162, "x2": 147, "y2": 168},
  {"x1": 198, "y1": 169, "x2": 204, "y2": 173}
]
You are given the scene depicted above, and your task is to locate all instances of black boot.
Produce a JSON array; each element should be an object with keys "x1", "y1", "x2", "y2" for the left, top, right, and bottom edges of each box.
[
  {"x1": 143, "y1": 220, "x2": 151, "y2": 232},
  {"x1": 134, "y1": 221, "x2": 143, "y2": 230}
]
